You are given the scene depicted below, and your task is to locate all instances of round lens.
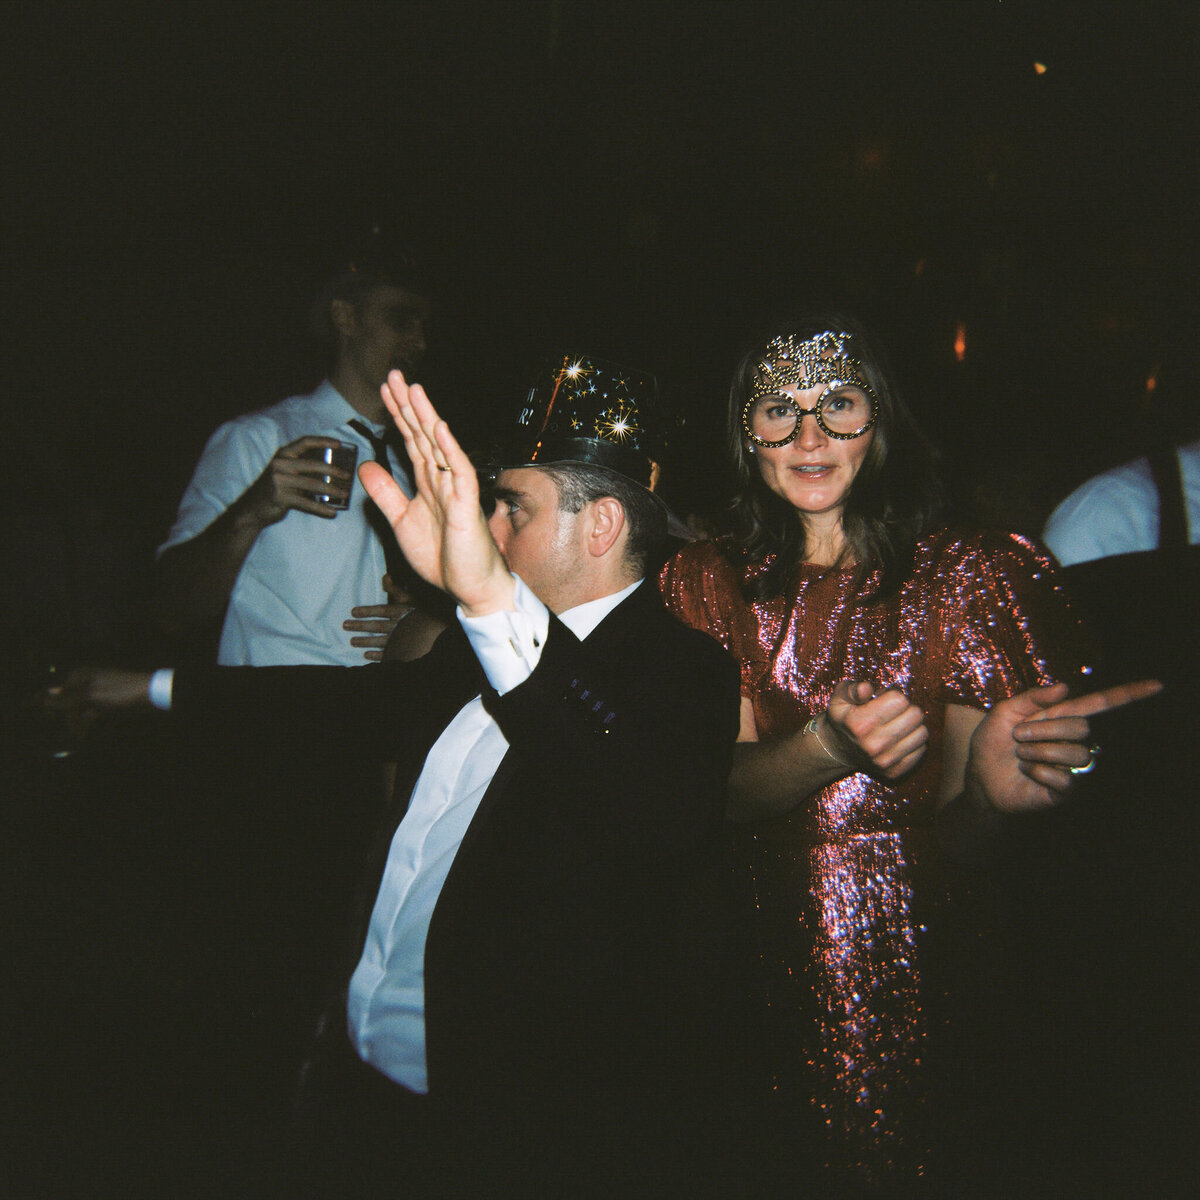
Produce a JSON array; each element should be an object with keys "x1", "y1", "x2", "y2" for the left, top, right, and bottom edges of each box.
[
  {"x1": 819, "y1": 386, "x2": 874, "y2": 437},
  {"x1": 746, "y1": 396, "x2": 798, "y2": 444}
]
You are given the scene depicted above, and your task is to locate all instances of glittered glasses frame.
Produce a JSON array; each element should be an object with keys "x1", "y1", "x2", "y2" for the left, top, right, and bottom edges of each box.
[{"x1": 742, "y1": 382, "x2": 878, "y2": 448}]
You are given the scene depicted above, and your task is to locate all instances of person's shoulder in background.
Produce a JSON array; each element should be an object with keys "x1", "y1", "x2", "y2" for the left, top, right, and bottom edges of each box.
[{"x1": 1043, "y1": 454, "x2": 1159, "y2": 567}]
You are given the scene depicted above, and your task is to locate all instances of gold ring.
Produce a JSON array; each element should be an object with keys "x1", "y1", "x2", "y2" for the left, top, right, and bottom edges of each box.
[{"x1": 435, "y1": 464, "x2": 451, "y2": 472}]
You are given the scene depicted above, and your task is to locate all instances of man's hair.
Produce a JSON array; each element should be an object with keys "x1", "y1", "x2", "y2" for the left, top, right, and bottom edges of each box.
[
  {"x1": 537, "y1": 462, "x2": 668, "y2": 576},
  {"x1": 307, "y1": 253, "x2": 426, "y2": 344}
]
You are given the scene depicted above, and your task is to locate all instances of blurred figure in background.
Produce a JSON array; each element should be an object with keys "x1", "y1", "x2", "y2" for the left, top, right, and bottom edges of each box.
[
  {"x1": 1035, "y1": 363, "x2": 1200, "y2": 1200},
  {"x1": 1043, "y1": 437, "x2": 1200, "y2": 566},
  {"x1": 1040, "y1": 349, "x2": 1199, "y2": 692},
  {"x1": 153, "y1": 240, "x2": 430, "y2": 665}
]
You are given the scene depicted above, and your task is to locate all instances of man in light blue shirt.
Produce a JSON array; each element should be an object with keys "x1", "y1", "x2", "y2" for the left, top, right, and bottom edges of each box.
[{"x1": 153, "y1": 257, "x2": 429, "y2": 664}]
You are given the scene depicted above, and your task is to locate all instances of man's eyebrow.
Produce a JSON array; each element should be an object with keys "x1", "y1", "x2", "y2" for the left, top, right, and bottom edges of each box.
[{"x1": 491, "y1": 485, "x2": 528, "y2": 504}]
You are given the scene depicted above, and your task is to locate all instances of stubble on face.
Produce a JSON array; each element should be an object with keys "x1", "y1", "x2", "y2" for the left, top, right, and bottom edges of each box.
[
  {"x1": 347, "y1": 286, "x2": 429, "y2": 383},
  {"x1": 488, "y1": 469, "x2": 588, "y2": 613}
]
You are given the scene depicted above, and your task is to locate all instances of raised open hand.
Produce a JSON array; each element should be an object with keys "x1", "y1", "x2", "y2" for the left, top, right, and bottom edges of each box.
[{"x1": 358, "y1": 372, "x2": 513, "y2": 616}]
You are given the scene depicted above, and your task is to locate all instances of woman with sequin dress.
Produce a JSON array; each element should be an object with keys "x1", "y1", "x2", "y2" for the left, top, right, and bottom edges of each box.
[{"x1": 659, "y1": 313, "x2": 1158, "y2": 1195}]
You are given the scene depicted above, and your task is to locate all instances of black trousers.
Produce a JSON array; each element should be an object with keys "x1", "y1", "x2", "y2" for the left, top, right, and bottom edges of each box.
[
  {"x1": 289, "y1": 1016, "x2": 741, "y2": 1199},
  {"x1": 290, "y1": 1025, "x2": 438, "y2": 1199}
]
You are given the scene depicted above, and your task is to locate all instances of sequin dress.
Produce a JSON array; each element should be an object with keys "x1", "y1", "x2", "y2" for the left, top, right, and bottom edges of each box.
[{"x1": 659, "y1": 529, "x2": 1086, "y2": 1188}]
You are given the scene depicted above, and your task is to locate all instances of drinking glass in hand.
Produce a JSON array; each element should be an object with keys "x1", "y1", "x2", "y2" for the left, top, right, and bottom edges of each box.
[{"x1": 303, "y1": 442, "x2": 357, "y2": 509}]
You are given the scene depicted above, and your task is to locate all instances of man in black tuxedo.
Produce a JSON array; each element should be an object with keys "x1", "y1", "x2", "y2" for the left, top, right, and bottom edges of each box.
[{"x1": 65, "y1": 362, "x2": 741, "y2": 1195}]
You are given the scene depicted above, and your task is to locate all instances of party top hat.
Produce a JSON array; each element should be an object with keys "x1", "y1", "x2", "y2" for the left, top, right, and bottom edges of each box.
[{"x1": 509, "y1": 353, "x2": 666, "y2": 488}]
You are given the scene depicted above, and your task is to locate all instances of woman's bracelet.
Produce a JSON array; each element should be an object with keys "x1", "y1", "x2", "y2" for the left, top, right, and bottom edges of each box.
[{"x1": 803, "y1": 713, "x2": 844, "y2": 767}]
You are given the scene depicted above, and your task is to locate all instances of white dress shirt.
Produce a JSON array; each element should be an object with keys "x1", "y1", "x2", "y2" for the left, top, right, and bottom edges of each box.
[{"x1": 345, "y1": 575, "x2": 641, "y2": 1093}]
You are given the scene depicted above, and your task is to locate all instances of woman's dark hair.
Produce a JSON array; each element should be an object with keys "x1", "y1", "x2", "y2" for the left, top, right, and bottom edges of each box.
[{"x1": 726, "y1": 310, "x2": 942, "y2": 602}]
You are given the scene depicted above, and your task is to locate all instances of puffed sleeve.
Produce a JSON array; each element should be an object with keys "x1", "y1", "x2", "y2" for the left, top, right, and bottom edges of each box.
[
  {"x1": 934, "y1": 530, "x2": 1091, "y2": 709},
  {"x1": 659, "y1": 540, "x2": 760, "y2": 696}
]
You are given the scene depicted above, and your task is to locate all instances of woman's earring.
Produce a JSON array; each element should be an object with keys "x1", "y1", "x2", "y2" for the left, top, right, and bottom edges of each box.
[{"x1": 747, "y1": 444, "x2": 756, "y2": 455}]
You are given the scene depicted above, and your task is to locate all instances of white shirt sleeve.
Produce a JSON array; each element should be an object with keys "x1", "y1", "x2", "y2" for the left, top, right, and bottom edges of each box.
[
  {"x1": 148, "y1": 668, "x2": 175, "y2": 711},
  {"x1": 1042, "y1": 460, "x2": 1159, "y2": 566},
  {"x1": 157, "y1": 419, "x2": 267, "y2": 556},
  {"x1": 457, "y1": 575, "x2": 550, "y2": 696}
]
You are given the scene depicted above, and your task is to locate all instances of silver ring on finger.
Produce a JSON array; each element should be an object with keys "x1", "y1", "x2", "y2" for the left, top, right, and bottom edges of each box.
[{"x1": 1068, "y1": 743, "x2": 1101, "y2": 776}]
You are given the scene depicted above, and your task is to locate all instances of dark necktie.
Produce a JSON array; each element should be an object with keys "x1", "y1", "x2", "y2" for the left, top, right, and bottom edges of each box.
[
  {"x1": 348, "y1": 419, "x2": 400, "y2": 475},
  {"x1": 348, "y1": 419, "x2": 408, "y2": 581}
]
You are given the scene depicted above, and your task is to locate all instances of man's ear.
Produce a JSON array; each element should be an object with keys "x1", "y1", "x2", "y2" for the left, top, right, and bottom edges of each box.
[
  {"x1": 330, "y1": 298, "x2": 358, "y2": 339},
  {"x1": 584, "y1": 497, "x2": 626, "y2": 559}
]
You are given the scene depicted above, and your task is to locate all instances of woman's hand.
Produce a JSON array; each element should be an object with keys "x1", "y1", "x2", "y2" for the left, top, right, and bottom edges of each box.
[
  {"x1": 728, "y1": 681, "x2": 927, "y2": 821},
  {"x1": 824, "y1": 680, "x2": 929, "y2": 780},
  {"x1": 964, "y1": 678, "x2": 1163, "y2": 813}
]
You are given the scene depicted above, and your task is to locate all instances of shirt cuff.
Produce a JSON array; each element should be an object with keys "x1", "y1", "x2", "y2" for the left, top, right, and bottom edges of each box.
[
  {"x1": 148, "y1": 668, "x2": 174, "y2": 711},
  {"x1": 458, "y1": 575, "x2": 550, "y2": 696}
]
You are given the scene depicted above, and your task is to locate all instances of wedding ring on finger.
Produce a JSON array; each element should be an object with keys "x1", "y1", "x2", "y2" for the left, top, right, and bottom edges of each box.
[
  {"x1": 435, "y1": 464, "x2": 452, "y2": 472},
  {"x1": 1069, "y1": 743, "x2": 1101, "y2": 775}
]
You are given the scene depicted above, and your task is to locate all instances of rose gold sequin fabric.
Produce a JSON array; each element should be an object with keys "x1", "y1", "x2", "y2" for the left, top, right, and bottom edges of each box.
[{"x1": 660, "y1": 529, "x2": 1087, "y2": 1184}]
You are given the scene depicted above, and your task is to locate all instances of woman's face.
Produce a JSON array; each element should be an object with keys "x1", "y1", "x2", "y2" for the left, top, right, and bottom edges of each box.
[{"x1": 749, "y1": 371, "x2": 875, "y2": 528}]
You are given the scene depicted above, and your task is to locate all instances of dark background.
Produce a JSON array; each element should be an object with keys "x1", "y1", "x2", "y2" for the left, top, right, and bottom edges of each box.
[
  {"x1": 2, "y1": 2, "x2": 1197, "y2": 1196},
  {"x1": 5, "y1": 1, "x2": 1197, "y2": 559}
]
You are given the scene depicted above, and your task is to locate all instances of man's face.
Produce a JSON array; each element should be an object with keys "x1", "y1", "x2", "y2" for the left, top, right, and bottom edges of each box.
[
  {"x1": 486, "y1": 468, "x2": 587, "y2": 613},
  {"x1": 342, "y1": 284, "x2": 429, "y2": 384}
]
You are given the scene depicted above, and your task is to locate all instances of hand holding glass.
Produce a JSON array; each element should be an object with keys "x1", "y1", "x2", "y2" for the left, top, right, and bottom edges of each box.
[{"x1": 302, "y1": 442, "x2": 358, "y2": 508}]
